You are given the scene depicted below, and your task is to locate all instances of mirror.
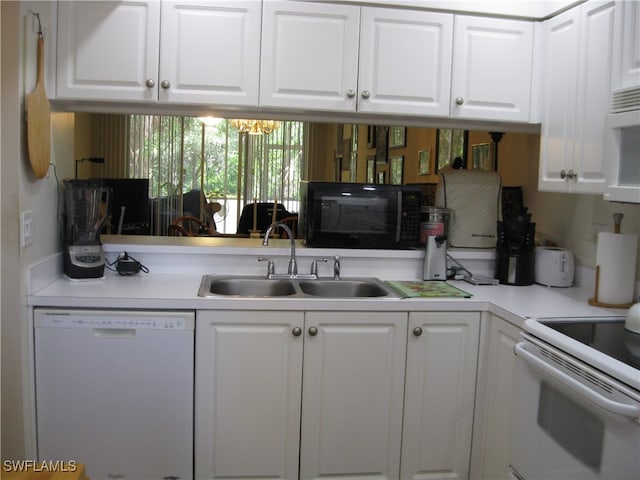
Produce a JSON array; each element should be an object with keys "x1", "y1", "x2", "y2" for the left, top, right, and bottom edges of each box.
[{"x1": 74, "y1": 113, "x2": 540, "y2": 238}]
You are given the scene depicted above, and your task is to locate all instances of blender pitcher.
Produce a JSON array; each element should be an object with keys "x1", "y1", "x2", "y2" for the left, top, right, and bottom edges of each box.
[{"x1": 63, "y1": 179, "x2": 111, "y2": 279}]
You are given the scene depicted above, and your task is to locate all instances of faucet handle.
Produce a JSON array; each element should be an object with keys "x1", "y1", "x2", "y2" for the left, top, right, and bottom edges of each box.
[
  {"x1": 258, "y1": 256, "x2": 275, "y2": 277},
  {"x1": 310, "y1": 257, "x2": 328, "y2": 276}
]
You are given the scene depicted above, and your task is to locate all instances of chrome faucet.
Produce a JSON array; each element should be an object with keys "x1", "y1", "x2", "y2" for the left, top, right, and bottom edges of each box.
[{"x1": 263, "y1": 222, "x2": 298, "y2": 276}]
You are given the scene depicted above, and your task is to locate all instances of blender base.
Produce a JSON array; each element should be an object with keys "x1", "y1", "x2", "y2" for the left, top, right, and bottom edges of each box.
[{"x1": 64, "y1": 244, "x2": 106, "y2": 279}]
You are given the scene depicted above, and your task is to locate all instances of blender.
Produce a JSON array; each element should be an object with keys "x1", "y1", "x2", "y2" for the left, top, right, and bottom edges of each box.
[
  {"x1": 422, "y1": 207, "x2": 452, "y2": 280},
  {"x1": 63, "y1": 179, "x2": 111, "y2": 279}
]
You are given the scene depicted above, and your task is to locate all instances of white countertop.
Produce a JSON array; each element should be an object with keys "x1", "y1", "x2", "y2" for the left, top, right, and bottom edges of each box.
[
  {"x1": 29, "y1": 271, "x2": 624, "y2": 329},
  {"x1": 28, "y1": 237, "x2": 627, "y2": 328}
]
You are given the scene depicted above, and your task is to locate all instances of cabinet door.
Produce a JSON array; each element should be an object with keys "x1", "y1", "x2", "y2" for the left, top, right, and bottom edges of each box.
[
  {"x1": 451, "y1": 16, "x2": 534, "y2": 122},
  {"x1": 612, "y1": 0, "x2": 640, "y2": 89},
  {"x1": 572, "y1": 1, "x2": 616, "y2": 193},
  {"x1": 300, "y1": 311, "x2": 407, "y2": 480},
  {"x1": 159, "y1": 1, "x2": 261, "y2": 106},
  {"x1": 195, "y1": 311, "x2": 304, "y2": 480},
  {"x1": 357, "y1": 8, "x2": 452, "y2": 117},
  {"x1": 539, "y1": 1, "x2": 615, "y2": 194},
  {"x1": 538, "y1": 7, "x2": 581, "y2": 192},
  {"x1": 401, "y1": 312, "x2": 480, "y2": 480},
  {"x1": 260, "y1": 1, "x2": 360, "y2": 111},
  {"x1": 469, "y1": 314, "x2": 521, "y2": 480},
  {"x1": 56, "y1": 1, "x2": 161, "y2": 101}
]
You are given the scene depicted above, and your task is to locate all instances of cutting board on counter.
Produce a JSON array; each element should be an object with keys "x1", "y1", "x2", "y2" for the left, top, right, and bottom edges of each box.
[{"x1": 386, "y1": 281, "x2": 472, "y2": 298}]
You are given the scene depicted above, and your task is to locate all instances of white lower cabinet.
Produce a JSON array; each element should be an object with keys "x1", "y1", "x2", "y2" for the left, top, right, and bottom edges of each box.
[
  {"x1": 195, "y1": 310, "x2": 407, "y2": 480},
  {"x1": 300, "y1": 311, "x2": 407, "y2": 480},
  {"x1": 469, "y1": 314, "x2": 521, "y2": 480},
  {"x1": 401, "y1": 312, "x2": 481, "y2": 480},
  {"x1": 195, "y1": 310, "x2": 304, "y2": 480},
  {"x1": 195, "y1": 309, "x2": 484, "y2": 480}
]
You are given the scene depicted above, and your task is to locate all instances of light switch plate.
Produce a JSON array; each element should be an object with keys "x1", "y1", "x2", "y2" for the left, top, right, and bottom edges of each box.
[{"x1": 21, "y1": 210, "x2": 33, "y2": 247}]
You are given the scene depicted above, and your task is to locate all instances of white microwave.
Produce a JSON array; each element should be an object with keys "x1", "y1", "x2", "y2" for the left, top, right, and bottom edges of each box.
[{"x1": 603, "y1": 89, "x2": 640, "y2": 203}]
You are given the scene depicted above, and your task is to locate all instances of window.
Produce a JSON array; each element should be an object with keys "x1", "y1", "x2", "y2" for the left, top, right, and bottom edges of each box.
[{"x1": 127, "y1": 115, "x2": 307, "y2": 235}]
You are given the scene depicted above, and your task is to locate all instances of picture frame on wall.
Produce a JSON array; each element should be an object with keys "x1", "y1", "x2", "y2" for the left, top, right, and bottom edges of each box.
[
  {"x1": 436, "y1": 129, "x2": 468, "y2": 172},
  {"x1": 375, "y1": 126, "x2": 389, "y2": 164},
  {"x1": 366, "y1": 155, "x2": 375, "y2": 183},
  {"x1": 472, "y1": 143, "x2": 492, "y2": 171},
  {"x1": 418, "y1": 149, "x2": 431, "y2": 175},
  {"x1": 390, "y1": 155, "x2": 404, "y2": 184},
  {"x1": 389, "y1": 126, "x2": 406, "y2": 148}
]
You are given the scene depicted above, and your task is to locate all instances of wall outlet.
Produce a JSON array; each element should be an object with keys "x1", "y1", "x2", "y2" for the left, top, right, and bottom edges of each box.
[{"x1": 20, "y1": 210, "x2": 33, "y2": 247}]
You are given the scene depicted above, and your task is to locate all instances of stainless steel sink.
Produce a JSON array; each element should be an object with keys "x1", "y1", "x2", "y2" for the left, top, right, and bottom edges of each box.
[
  {"x1": 202, "y1": 277, "x2": 297, "y2": 297},
  {"x1": 298, "y1": 279, "x2": 390, "y2": 297},
  {"x1": 198, "y1": 275, "x2": 397, "y2": 298}
]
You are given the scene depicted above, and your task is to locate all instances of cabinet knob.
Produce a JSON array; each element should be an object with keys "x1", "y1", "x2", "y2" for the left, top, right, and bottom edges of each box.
[
  {"x1": 308, "y1": 326, "x2": 318, "y2": 336},
  {"x1": 413, "y1": 327, "x2": 423, "y2": 337},
  {"x1": 455, "y1": 97, "x2": 464, "y2": 106},
  {"x1": 292, "y1": 327, "x2": 302, "y2": 337},
  {"x1": 560, "y1": 169, "x2": 577, "y2": 180},
  {"x1": 346, "y1": 89, "x2": 356, "y2": 98},
  {"x1": 360, "y1": 90, "x2": 371, "y2": 99},
  {"x1": 145, "y1": 79, "x2": 155, "y2": 88},
  {"x1": 161, "y1": 80, "x2": 171, "y2": 90}
]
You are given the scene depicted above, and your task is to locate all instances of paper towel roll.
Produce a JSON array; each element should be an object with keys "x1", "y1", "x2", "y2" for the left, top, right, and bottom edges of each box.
[{"x1": 595, "y1": 232, "x2": 638, "y2": 305}]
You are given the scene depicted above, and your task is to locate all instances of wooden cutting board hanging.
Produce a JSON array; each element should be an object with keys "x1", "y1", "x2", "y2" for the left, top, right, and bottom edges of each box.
[{"x1": 26, "y1": 19, "x2": 51, "y2": 179}]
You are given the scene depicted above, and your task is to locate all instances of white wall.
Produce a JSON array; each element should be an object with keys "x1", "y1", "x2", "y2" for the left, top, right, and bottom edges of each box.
[{"x1": 1, "y1": 1, "x2": 69, "y2": 459}]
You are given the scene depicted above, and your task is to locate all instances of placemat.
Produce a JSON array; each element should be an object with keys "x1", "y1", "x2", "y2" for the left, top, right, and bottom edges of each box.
[{"x1": 386, "y1": 280, "x2": 472, "y2": 298}]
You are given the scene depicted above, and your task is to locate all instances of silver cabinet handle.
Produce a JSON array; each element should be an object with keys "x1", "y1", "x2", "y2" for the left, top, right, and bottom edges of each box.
[
  {"x1": 360, "y1": 90, "x2": 371, "y2": 99},
  {"x1": 560, "y1": 169, "x2": 577, "y2": 180},
  {"x1": 346, "y1": 89, "x2": 356, "y2": 98},
  {"x1": 455, "y1": 96, "x2": 464, "y2": 105},
  {"x1": 413, "y1": 327, "x2": 423, "y2": 337},
  {"x1": 161, "y1": 80, "x2": 171, "y2": 89},
  {"x1": 145, "y1": 78, "x2": 155, "y2": 88},
  {"x1": 292, "y1": 327, "x2": 302, "y2": 337},
  {"x1": 308, "y1": 326, "x2": 318, "y2": 336}
]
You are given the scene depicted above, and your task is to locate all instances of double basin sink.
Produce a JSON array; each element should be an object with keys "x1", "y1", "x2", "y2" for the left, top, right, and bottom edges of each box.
[{"x1": 198, "y1": 275, "x2": 398, "y2": 298}]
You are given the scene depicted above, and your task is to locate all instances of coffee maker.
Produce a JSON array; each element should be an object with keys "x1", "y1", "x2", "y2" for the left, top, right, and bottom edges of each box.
[
  {"x1": 422, "y1": 207, "x2": 452, "y2": 280},
  {"x1": 63, "y1": 179, "x2": 111, "y2": 279}
]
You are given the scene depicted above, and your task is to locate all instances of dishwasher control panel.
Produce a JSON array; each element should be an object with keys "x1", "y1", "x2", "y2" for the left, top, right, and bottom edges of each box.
[{"x1": 35, "y1": 309, "x2": 194, "y2": 330}]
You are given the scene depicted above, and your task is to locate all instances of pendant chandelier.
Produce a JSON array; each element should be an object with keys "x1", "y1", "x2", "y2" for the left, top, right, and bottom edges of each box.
[{"x1": 230, "y1": 118, "x2": 282, "y2": 135}]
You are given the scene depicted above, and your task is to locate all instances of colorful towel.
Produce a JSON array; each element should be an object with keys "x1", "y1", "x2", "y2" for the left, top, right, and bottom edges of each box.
[{"x1": 386, "y1": 280, "x2": 472, "y2": 298}]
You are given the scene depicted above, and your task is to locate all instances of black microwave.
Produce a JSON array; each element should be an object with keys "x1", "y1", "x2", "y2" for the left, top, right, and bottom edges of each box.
[{"x1": 299, "y1": 181, "x2": 422, "y2": 249}]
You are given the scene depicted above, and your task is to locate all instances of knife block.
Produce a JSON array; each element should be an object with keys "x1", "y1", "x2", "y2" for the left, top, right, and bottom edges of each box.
[{"x1": 495, "y1": 251, "x2": 535, "y2": 286}]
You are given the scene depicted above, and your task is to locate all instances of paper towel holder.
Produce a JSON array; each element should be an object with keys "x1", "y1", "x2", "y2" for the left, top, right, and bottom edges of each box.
[{"x1": 588, "y1": 265, "x2": 634, "y2": 308}]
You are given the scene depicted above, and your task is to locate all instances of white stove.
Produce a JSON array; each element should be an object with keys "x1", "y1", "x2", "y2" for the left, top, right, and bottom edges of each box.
[
  {"x1": 509, "y1": 316, "x2": 639, "y2": 480},
  {"x1": 524, "y1": 316, "x2": 639, "y2": 392}
]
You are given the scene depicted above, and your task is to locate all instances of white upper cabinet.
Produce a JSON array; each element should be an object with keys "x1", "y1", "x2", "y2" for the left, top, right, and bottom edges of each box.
[
  {"x1": 56, "y1": 1, "x2": 261, "y2": 105},
  {"x1": 611, "y1": 0, "x2": 640, "y2": 90},
  {"x1": 260, "y1": 2, "x2": 454, "y2": 116},
  {"x1": 57, "y1": 1, "x2": 161, "y2": 101},
  {"x1": 451, "y1": 16, "x2": 534, "y2": 122},
  {"x1": 159, "y1": 1, "x2": 261, "y2": 106},
  {"x1": 357, "y1": 8, "x2": 453, "y2": 116},
  {"x1": 538, "y1": 1, "x2": 616, "y2": 194},
  {"x1": 259, "y1": 1, "x2": 360, "y2": 112}
]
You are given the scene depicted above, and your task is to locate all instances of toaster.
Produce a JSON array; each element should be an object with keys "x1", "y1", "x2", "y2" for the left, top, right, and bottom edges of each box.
[{"x1": 535, "y1": 247, "x2": 575, "y2": 287}]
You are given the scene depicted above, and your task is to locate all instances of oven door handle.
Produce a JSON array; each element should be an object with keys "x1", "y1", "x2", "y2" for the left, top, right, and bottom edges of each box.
[{"x1": 514, "y1": 342, "x2": 639, "y2": 418}]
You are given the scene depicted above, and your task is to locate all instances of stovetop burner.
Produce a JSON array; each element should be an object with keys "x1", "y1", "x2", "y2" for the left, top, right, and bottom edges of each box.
[{"x1": 540, "y1": 319, "x2": 640, "y2": 369}]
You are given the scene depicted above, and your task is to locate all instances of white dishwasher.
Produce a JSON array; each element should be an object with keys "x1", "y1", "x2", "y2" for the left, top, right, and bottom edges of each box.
[{"x1": 34, "y1": 308, "x2": 194, "y2": 480}]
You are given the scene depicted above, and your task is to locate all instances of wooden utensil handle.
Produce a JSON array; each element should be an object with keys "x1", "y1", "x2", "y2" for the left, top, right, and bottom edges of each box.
[{"x1": 36, "y1": 34, "x2": 45, "y2": 84}]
